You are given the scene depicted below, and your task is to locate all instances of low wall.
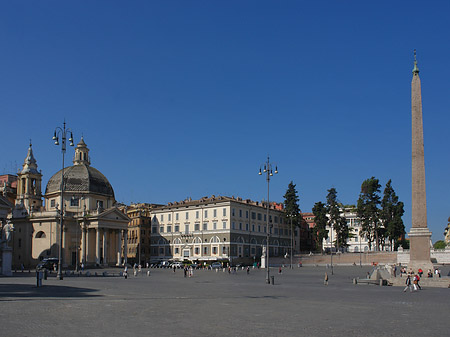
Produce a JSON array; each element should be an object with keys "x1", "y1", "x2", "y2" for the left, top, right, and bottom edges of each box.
[
  {"x1": 397, "y1": 247, "x2": 450, "y2": 265},
  {"x1": 294, "y1": 252, "x2": 397, "y2": 266}
]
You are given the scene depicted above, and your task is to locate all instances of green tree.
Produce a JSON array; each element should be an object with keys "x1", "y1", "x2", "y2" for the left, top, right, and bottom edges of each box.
[
  {"x1": 283, "y1": 181, "x2": 301, "y2": 254},
  {"x1": 357, "y1": 177, "x2": 381, "y2": 251},
  {"x1": 433, "y1": 240, "x2": 447, "y2": 249},
  {"x1": 283, "y1": 181, "x2": 301, "y2": 225},
  {"x1": 326, "y1": 188, "x2": 348, "y2": 252},
  {"x1": 380, "y1": 179, "x2": 405, "y2": 250},
  {"x1": 312, "y1": 201, "x2": 328, "y2": 253}
]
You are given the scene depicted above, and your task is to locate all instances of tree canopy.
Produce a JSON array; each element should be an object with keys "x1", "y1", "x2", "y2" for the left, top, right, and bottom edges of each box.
[
  {"x1": 380, "y1": 179, "x2": 405, "y2": 250},
  {"x1": 312, "y1": 201, "x2": 328, "y2": 252},
  {"x1": 357, "y1": 177, "x2": 381, "y2": 251}
]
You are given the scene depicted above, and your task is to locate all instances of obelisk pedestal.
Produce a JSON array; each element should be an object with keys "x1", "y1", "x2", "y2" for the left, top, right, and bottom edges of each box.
[{"x1": 408, "y1": 51, "x2": 433, "y2": 272}]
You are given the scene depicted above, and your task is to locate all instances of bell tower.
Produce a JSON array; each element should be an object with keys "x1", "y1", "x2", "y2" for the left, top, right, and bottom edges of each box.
[
  {"x1": 16, "y1": 141, "x2": 43, "y2": 212},
  {"x1": 73, "y1": 136, "x2": 90, "y2": 166}
]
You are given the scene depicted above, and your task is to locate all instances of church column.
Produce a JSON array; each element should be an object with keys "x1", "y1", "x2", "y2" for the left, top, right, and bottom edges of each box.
[
  {"x1": 62, "y1": 227, "x2": 67, "y2": 266},
  {"x1": 117, "y1": 229, "x2": 123, "y2": 266},
  {"x1": 96, "y1": 228, "x2": 101, "y2": 265},
  {"x1": 123, "y1": 230, "x2": 128, "y2": 265},
  {"x1": 81, "y1": 225, "x2": 86, "y2": 264},
  {"x1": 103, "y1": 229, "x2": 108, "y2": 265}
]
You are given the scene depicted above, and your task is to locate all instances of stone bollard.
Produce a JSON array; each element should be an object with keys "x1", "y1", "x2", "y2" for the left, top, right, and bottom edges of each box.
[
  {"x1": 353, "y1": 278, "x2": 357, "y2": 285},
  {"x1": 271, "y1": 276, "x2": 275, "y2": 285}
]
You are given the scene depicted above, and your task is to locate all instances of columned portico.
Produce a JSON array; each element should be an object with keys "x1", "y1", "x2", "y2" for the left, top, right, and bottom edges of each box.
[
  {"x1": 124, "y1": 230, "x2": 128, "y2": 264},
  {"x1": 103, "y1": 229, "x2": 107, "y2": 265},
  {"x1": 117, "y1": 229, "x2": 123, "y2": 266},
  {"x1": 96, "y1": 228, "x2": 101, "y2": 265},
  {"x1": 81, "y1": 226, "x2": 86, "y2": 264}
]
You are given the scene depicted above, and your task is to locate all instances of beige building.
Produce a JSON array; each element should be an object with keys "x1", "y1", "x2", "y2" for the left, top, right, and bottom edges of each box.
[
  {"x1": 11, "y1": 139, "x2": 129, "y2": 268},
  {"x1": 150, "y1": 195, "x2": 291, "y2": 265}
]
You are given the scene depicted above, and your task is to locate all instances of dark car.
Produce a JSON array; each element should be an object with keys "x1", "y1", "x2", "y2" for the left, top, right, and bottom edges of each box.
[{"x1": 37, "y1": 258, "x2": 59, "y2": 271}]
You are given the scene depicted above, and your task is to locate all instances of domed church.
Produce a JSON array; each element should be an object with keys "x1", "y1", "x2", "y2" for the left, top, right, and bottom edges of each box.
[{"x1": 12, "y1": 138, "x2": 130, "y2": 268}]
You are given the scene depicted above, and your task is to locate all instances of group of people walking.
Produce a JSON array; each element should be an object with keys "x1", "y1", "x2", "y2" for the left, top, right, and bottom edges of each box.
[{"x1": 403, "y1": 273, "x2": 422, "y2": 292}]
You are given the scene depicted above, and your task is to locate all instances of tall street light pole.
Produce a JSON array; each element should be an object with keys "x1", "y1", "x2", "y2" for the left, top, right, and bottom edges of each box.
[
  {"x1": 53, "y1": 121, "x2": 74, "y2": 280},
  {"x1": 259, "y1": 156, "x2": 278, "y2": 284}
]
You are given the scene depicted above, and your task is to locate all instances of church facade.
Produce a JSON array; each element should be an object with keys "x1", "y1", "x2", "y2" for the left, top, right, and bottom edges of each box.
[{"x1": 11, "y1": 138, "x2": 129, "y2": 268}]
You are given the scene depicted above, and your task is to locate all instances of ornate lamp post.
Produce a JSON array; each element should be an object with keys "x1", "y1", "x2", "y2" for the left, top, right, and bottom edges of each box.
[
  {"x1": 52, "y1": 121, "x2": 74, "y2": 280},
  {"x1": 259, "y1": 156, "x2": 278, "y2": 284}
]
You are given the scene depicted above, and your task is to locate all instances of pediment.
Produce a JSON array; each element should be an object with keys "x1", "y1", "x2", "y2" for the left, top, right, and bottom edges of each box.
[{"x1": 96, "y1": 207, "x2": 130, "y2": 222}]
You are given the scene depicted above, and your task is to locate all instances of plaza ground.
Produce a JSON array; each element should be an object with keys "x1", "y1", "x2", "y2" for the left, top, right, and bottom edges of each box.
[{"x1": 1, "y1": 266, "x2": 449, "y2": 337}]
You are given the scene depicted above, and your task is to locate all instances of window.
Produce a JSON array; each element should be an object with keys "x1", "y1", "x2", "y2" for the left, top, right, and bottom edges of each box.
[
  {"x1": 239, "y1": 223, "x2": 242, "y2": 230},
  {"x1": 222, "y1": 246, "x2": 227, "y2": 254},
  {"x1": 232, "y1": 208, "x2": 235, "y2": 216},
  {"x1": 246, "y1": 210, "x2": 249, "y2": 218},
  {"x1": 152, "y1": 227, "x2": 157, "y2": 234},
  {"x1": 168, "y1": 214, "x2": 171, "y2": 221},
  {"x1": 274, "y1": 228, "x2": 278, "y2": 235},
  {"x1": 257, "y1": 213, "x2": 262, "y2": 221},
  {"x1": 160, "y1": 226, "x2": 164, "y2": 233},
  {"x1": 204, "y1": 210, "x2": 208, "y2": 218},
  {"x1": 213, "y1": 222, "x2": 217, "y2": 230},
  {"x1": 161, "y1": 214, "x2": 164, "y2": 222},
  {"x1": 251, "y1": 212, "x2": 256, "y2": 220},
  {"x1": 232, "y1": 222, "x2": 236, "y2": 229},
  {"x1": 203, "y1": 223, "x2": 208, "y2": 230},
  {"x1": 175, "y1": 247, "x2": 179, "y2": 254},
  {"x1": 195, "y1": 223, "x2": 200, "y2": 231},
  {"x1": 185, "y1": 225, "x2": 189, "y2": 233},
  {"x1": 185, "y1": 212, "x2": 189, "y2": 220},
  {"x1": 264, "y1": 214, "x2": 267, "y2": 222},
  {"x1": 70, "y1": 197, "x2": 79, "y2": 207},
  {"x1": 51, "y1": 199, "x2": 56, "y2": 208},
  {"x1": 176, "y1": 213, "x2": 179, "y2": 221},
  {"x1": 167, "y1": 225, "x2": 172, "y2": 233},
  {"x1": 239, "y1": 209, "x2": 242, "y2": 217},
  {"x1": 245, "y1": 223, "x2": 249, "y2": 231},
  {"x1": 269, "y1": 215, "x2": 272, "y2": 223},
  {"x1": 203, "y1": 246, "x2": 208, "y2": 255},
  {"x1": 274, "y1": 216, "x2": 278, "y2": 223},
  {"x1": 196, "y1": 211, "x2": 199, "y2": 219},
  {"x1": 264, "y1": 226, "x2": 266, "y2": 233},
  {"x1": 223, "y1": 221, "x2": 227, "y2": 229},
  {"x1": 97, "y1": 200, "x2": 104, "y2": 209},
  {"x1": 175, "y1": 225, "x2": 179, "y2": 232},
  {"x1": 258, "y1": 225, "x2": 261, "y2": 232},
  {"x1": 212, "y1": 246, "x2": 218, "y2": 255},
  {"x1": 252, "y1": 224, "x2": 255, "y2": 232},
  {"x1": 223, "y1": 208, "x2": 226, "y2": 216},
  {"x1": 213, "y1": 209, "x2": 217, "y2": 218},
  {"x1": 355, "y1": 236, "x2": 358, "y2": 242}
]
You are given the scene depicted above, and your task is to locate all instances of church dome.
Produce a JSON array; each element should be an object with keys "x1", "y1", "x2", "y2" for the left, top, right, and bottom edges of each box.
[
  {"x1": 45, "y1": 165, "x2": 115, "y2": 197},
  {"x1": 45, "y1": 137, "x2": 115, "y2": 198}
]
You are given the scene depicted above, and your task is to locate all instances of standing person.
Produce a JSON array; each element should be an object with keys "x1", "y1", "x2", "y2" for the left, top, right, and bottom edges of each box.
[
  {"x1": 124, "y1": 266, "x2": 128, "y2": 279},
  {"x1": 393, "y1": 264, "x2": 397, "y2": 277},
  {"x1": 418, "y1": 268, "x2": 423, "y2": 278},
  {"x1": 403, "y1": 275, "x2": 412, "y2": 292},
  {"x1": 246, "y1": 266, "x2": 250, "y2": 275},
  {"x1": 324, "y1": 272, "x2": 329, "y2": 285},
  {"x1": 416, "y1": 274, "x2": 422, "y2": 290},
  {"x1": 412, "y1": 275, "x2": 418, "y2": 291},
  {"x1": 183, "y1": 266, "x2": 187, "y2": 278}
]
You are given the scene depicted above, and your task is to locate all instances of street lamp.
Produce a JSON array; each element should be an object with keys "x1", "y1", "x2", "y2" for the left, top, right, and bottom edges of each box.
[
  {"x1": 286, "y1": 213, "x2": 294, "y2": 269},
  {"x1": 259, "y1": 156, "x2": 278, "y2": 284},
  {"x1": 52, "y1": 121, "x2": 74, "y2": 280}
]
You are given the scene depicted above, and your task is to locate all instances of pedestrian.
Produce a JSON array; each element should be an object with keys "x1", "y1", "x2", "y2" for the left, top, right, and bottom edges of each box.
[
  {"x1": 246, "y1": 266, "x2": 250, "y2": 275},
  {"x1": 184, "y1": 267, "x2": 187, "y2": 278},
  {"x1": 124, "y1": 266, "x2": 128, "y2": 279},
  {"x1": 173, "y1": 265, "x2": 176, "y2": 273},
  {"x1": 403, "y1": 275, "x2": 412, "y2": 292},
  {"x1": 279, "y1": 266, "x2": 282, "y2": 274},
  {"x1": 324, "y1": 272, "x2": 328, "y2": 285},
  {"x1": 412, "y1": 275, "x2": 418, "y2": 291},
  {"x1": 393, "y1": 264, "x2": 397, "y2": 277},
  {"x1": 416, "y1": 274, "x2": 422, "y2": 290},
  {"x1": 81, "y1": 262, "x2": 84, "y2": 271},
  {"x1": 418, "y1": 268, "x2": 423, "y2": 278}
]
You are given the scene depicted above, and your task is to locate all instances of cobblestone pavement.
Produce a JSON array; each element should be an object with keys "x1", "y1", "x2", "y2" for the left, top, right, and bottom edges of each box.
[{"x1": 1, "y1": 266, "x2": 449, "y2": 337}]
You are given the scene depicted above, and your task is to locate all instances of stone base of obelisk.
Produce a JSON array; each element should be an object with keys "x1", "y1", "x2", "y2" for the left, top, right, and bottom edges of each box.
[{"x1": 408, "y1": 227, "x2": 433, "y2": 272}]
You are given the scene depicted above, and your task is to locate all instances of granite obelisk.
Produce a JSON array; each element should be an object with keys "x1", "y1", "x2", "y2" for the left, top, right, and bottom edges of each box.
[{"x1": 408, "y1": 50, "x2": 433, "y2": 271}]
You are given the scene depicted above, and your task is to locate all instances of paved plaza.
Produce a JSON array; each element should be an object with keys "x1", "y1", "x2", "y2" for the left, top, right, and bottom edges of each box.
[{"x1": 1, "y1": 266, "x2": 449, "y2": 337}]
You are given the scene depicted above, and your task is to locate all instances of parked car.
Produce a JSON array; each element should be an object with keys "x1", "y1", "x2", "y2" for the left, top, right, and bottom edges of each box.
[
  {"x1": 171, "y1": 262, "x2": 184, "y2": 268},
  {"x1": 210, "y1": 262, "x2": 222, "y2": 269},
  {"x1": 37, "y1": 258, "x2": 59, "y2": 271}
]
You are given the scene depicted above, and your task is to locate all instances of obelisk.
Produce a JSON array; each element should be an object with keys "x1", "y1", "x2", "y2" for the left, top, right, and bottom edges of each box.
[{"x1": 409, "y1": 50, "x2": 433, "y2": 272}]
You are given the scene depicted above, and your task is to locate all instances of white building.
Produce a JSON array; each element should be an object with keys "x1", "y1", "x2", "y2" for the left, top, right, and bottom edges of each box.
[{"x1": 149, "y1": 196, "x2": 291, "y2": 265}]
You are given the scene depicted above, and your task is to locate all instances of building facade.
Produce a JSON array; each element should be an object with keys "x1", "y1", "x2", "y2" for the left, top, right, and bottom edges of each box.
[
  {"x1": 10, "y1": 139, "x2": 129, "y2": 268},
  {"x1": 149, "y1": 196, "x2": 291, "y2": 265}
]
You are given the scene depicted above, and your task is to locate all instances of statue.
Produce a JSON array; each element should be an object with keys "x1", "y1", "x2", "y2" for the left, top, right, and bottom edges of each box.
[{"x1": 1, "y1": 220, "x2": 14, "y2": 247}]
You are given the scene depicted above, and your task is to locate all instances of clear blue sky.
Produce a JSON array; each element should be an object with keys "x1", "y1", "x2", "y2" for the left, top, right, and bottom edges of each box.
[{"x1": 1, "y1": 1, "x2": 449, "y2": 242}]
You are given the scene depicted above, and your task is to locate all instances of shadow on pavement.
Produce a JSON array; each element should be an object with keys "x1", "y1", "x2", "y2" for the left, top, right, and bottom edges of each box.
[{"x1": 0, "y1": 283, "x2": 101, "y2": 300}]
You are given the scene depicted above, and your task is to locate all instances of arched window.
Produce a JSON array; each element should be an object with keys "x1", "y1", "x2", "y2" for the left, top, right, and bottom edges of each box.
[
  {"x1": 236, "y1": 237, "x2": 245, "y2": 243},
  {"x1": 193, "y1": 237, "x2": 202, "y2": 244},
  {"x1": 158, "y1": 238, "x2": 166, "y2": 245},
  {"x1": 174, "y1": 238, "x2": 182, "y2": 245},
  {"x1": 273, "y1": 240, "x2": 279, "y2": 246},
  {"x1": 35, "y1": 231, "x2": 46, "y2": 238},
  {"x1": 210, "y1": 236, "x2": 220, "y2": 243},
  {"x1": 250, "y1": 238, "x2": 257, "y2": 245}
]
